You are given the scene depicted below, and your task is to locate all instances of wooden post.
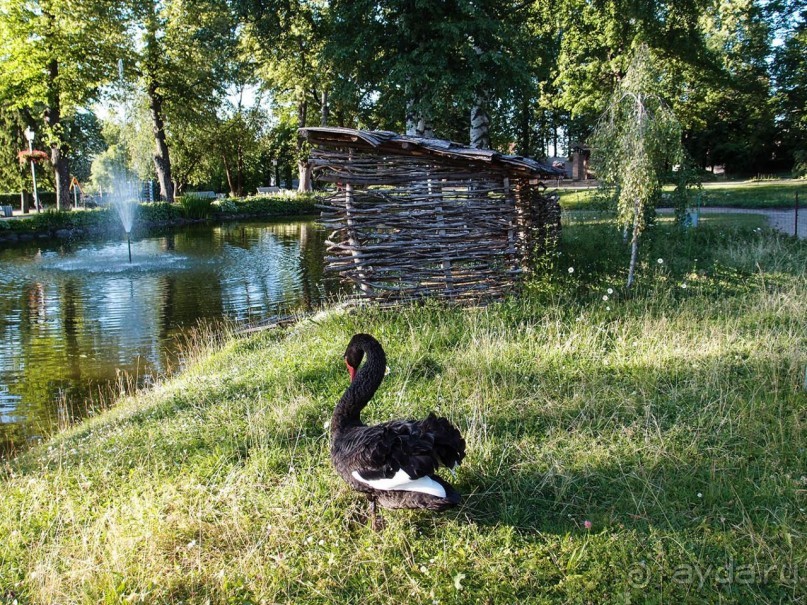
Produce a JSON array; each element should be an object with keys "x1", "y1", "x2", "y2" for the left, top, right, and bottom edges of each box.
[
  {"x1": 345, "y1": 182, "x2": 372, "y2": 294},
  {"x1": 430, "y1": 176, "x2": 453, "y2": 294},
  {"x1": 504, "y1": 177, "x2": 520, "y2": 271},
  {"x1": 795, "y1": 191, "x2": 799, "y2": 238}
]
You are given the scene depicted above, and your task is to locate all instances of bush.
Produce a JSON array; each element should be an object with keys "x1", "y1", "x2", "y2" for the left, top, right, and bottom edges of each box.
[
  {"x1": 0, "y1": 191, "x2": 57, "y2": 207},
  {"x1": 211, "y1": 192, "x2": 319, "y2": 217},
  {"x1": 178, "y1": 194, "x2": 214, "y2": 219},
  {"x1": 1, "y1": 207, "x2": 116, "y2": 233},
  {"x1": 138, "y1": 202, "x2": 183, "y2": 223}
]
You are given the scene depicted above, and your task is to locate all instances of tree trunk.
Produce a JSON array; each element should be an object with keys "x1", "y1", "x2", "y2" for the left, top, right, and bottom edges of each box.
[
  {"x1": 626, "y1": 197, "x2": 641, "y2": 288},
  {"x1": 236, "y1": 144, "x2": 244, "y2": 197},
  {"x1": 470, "y1": 97, "x2": 490, "y2": 149},
  {"x1": 148, "y1": 79, "x2": 174, "y2": 203},
  {"x1": 518, "y1": 96, "x2": 531, "y2": 156},
  {"x1": 21, "y1": 190, "x2": 30, "y2": 214},
  {"x1": 469, "y1": 44, "x2": 491, "y2": 150},
  {"x1": 222, "y1": 154, "x2": 236, "y2": 197},
  {"x1": 553, "y1": 124, "x2": 559, "y2": 158},
  {"x1": 45, "y1": 58, "x2": 70, "y2": 211},
  {"x1": 405, "y1": 98, "x2": 417, "y2": 136},
  {"x1": 321, "y1": 89, "x2": 329, "y2": 126},
  {"x1": 416, "y1": 116, "x2": 434, "y2": 138},
  {"x1": 297, "y1": 99, "x2": 312, "y2": 192}
]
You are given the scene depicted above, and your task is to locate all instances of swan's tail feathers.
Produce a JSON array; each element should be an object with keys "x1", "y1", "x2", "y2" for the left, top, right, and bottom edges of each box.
[{"x1": 422, "y1": 412, "x2": 466, "y2": 470}]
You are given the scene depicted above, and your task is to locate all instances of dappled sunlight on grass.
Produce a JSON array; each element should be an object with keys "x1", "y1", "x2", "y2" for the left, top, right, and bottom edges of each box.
[{"x1": 0, "y1": 219, "x2": 804, "y2": 603}]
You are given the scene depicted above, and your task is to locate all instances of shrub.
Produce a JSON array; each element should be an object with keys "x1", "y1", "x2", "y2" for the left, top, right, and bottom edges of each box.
[
  {"x1": 211, "y1": 192, "x2": 319, "y2": 217},
  {"x1": 138, "y1": 202, "x2": 183, "y2": 223},
  {"x1": 178, "y1": 195, "x2": 214, "y2": 219},
  {"x1": 0, "y1": 191, "x2": 57, "y2": 207}
]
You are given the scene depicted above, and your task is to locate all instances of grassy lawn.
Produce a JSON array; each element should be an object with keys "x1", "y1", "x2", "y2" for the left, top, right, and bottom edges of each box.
[
  {"x1": 0, "y1": 220, "x2": 804, "y2": 603},
  {"x1": 564, "y1": 210, "x2": 769, "y2": 231},
  {"x1": 558, "y1": 179, "x2": 806, "y2": 211}
]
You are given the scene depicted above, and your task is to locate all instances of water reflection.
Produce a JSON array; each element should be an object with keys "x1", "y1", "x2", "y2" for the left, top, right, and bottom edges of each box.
[{"x1": 0, "y1": 219, "x2": 340, "y2": 456}]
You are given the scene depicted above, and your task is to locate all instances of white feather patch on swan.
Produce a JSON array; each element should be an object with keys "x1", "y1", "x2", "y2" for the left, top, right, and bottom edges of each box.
[{"x1": 351, "y1": 469, "x2": 447, "y2": 498}]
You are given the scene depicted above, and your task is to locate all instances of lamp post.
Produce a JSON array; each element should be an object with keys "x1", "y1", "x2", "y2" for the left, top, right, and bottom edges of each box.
[
  {"x1": 24, "y1": 127, "x2": 40, "y2": 213},
  {"x1": 272, "y1": 158, "x2": 279, "y2": 188}
]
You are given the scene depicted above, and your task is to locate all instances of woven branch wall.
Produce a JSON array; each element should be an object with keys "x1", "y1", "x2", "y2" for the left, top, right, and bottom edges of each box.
[{"x1": 307, "y1": 129, "x2": 560, "y2": 302}]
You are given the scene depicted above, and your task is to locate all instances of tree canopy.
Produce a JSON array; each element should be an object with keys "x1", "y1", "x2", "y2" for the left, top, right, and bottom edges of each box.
[{"x1": 0, "y1": 0, "x2": 804, "y2": 200}]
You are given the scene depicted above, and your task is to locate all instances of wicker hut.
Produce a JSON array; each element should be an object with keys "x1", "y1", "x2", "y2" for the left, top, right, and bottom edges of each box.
[{"x1": 301, "y1": 127, "x2": 563, "y2": 302}]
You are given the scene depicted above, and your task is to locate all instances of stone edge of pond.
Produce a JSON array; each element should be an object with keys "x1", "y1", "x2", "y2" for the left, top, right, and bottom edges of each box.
[{"x1": 0, "y1": 211, "x2": 321, "y2": 247}]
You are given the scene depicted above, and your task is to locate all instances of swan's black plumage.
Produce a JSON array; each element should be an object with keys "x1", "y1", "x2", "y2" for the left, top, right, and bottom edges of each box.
[{"x1": 330, "y1": 334, "x2": 465, "y2": 510}]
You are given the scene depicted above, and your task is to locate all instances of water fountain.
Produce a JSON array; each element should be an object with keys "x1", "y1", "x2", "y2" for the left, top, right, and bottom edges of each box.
[{"x1": 110, "y1": 175, "x2": 139, "y2": 263}]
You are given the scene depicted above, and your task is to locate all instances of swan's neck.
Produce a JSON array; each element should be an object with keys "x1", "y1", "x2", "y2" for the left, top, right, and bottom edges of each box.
[{"x1": 332, "y1": 343, "x2": 386, "y2": 433}]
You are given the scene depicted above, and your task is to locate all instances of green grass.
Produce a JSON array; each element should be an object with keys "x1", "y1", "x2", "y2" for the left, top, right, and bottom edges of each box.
[
  {"x1": 558, "y1": 179, "x2": 806, "y2": 211},
  {"x1": 0, "y1": 220, "x2": 805, "y2": 603},
  {"x1": 699, "y1": 180, "x2": 805, "y2": 209}
]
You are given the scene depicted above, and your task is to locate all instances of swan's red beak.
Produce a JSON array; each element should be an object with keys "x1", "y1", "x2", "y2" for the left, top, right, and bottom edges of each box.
[{"x1": 345, "y1": 358, "x2": 356, "y2": 382}]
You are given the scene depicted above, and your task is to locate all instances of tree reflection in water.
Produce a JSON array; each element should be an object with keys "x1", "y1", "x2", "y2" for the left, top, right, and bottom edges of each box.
[{"x1": 0, "y1": 219, "x2": 341, "y2": 456}]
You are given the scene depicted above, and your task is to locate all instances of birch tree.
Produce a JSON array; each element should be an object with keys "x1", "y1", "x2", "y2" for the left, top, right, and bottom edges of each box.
[{"x1": 592, "y1": 44, "x2": 683, "y2": 288}]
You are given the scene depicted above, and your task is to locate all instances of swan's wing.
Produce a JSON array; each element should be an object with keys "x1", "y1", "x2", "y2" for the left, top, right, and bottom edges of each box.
[{"x1": 349, "y1": 414, "x2": 465, "y2": 483}]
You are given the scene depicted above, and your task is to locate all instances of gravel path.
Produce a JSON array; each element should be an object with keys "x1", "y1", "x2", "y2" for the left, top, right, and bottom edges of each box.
[{"x1": 660, "y1": 207, "x2": 806, "y2": 239}]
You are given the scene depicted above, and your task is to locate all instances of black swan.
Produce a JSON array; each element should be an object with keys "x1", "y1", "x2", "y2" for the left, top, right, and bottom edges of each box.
[{"x1": 330, "y1": 334, "x2": 466, "y2": 515}]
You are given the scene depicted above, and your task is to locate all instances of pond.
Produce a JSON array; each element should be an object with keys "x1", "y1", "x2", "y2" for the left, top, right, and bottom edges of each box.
[{"x1": 0, "y1": 219, "x2": 342, "y2": 456}]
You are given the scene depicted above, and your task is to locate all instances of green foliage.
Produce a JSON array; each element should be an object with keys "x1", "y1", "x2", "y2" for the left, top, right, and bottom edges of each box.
[
  {"x1": 0, "y1": 191, "x2": 56, "y2": 207},
  {"x1": 592, "y1": 45, "x2": 684, "y2": 231},
  {"x1": 592, "y1": 44, "x2": 688, "y2": 286},
  {"x1": 0, "y1": 207, "x2": 116, "y2": 232},
  {"x1": 0, "y1": 0, "x2": 130, "y2": 205},
  {"x1": 137, "y1": 202, "x2": 184, "y2": 223},
  {"x1": 211, "y1": 193, "x2": 318, "y2": 217},
  {"x1": 0, "y1": 217, "x2": 804, "y2": 602},
  {"x1": 178, "y1": 195, "x2": 214, "y2": 219}
]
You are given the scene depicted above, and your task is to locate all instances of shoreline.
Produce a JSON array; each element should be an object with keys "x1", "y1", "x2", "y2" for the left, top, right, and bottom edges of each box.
[{"x1": 0, "y1": 197, "x2": 320, "y2": 246}]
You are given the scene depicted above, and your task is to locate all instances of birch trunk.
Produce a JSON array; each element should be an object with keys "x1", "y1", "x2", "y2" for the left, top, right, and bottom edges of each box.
[
  {"x1": 470, "y1": 98, "x2": 490, "y2": 149},
  {"x1": 297, "y1": 99, "x2": 313, "y2": 192},
  {"x1": 405, "y1": 98, "x2": 417, "y2": 136},
  {"x1": 626, "y1": 197, "x2": 641, "y2": 288},
  {"x1": 321, "y1": 90, "x2": 329, "y2": 126}
]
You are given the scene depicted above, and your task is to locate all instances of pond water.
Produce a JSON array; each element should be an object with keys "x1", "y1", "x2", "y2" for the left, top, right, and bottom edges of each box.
[{"x1": 0, "y1": 219, "x2": 342, "y2": 456}]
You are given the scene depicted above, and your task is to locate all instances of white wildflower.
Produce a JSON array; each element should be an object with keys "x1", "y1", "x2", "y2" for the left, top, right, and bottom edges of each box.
[
  {"x1": 602, "y1": 295, "x2": 608, "y2": 301},
  {"x1": 568, "y1": 267, "x2": 575, "y2": 274}
]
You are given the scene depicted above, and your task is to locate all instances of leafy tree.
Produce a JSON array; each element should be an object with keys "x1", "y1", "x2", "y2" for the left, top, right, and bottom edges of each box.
[
  {"x1": 550, "y1": 0, "x2": 711, "y2": 149},
  {"x1": 0, "y1": 0, "x2": 127, "y2": 209},
  {"x1": 237, "y1": 0, "x2": 332, "y2": 191},
  {"x1": 122, "y1": 0, "x2": 238, "y2": 202},
  {"x1": 62, "y1": 110, "x2": 106, "y2": 185},
  {"x1": 678, "y1": 0, "x2": 776, "y2": 175},
  {"x1": 0, "y1": 108, "x2": 30, "y2": 202},
  {"x1": 772, "y1": 1, "x2": 807, "y2": 175},
  {"x1": 89, "y1": 143, "x2": 129, "y2": 193},
  {"x1": 592, "y1": 45, "x2": 684, "y2": 288},
  {"x1": 326, "y1": 0, "x2": 536, "y2": 148}
]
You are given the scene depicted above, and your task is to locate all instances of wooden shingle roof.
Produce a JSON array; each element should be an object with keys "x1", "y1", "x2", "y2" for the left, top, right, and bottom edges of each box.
[{"x1": 299, "y1": 127, "x2": 563, "y2": 178}]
